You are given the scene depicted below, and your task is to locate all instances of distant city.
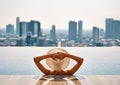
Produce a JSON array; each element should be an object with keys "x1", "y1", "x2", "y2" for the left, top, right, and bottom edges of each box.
[{"x1": 0, "y1": 17, "x2": 120, "y2": 47}]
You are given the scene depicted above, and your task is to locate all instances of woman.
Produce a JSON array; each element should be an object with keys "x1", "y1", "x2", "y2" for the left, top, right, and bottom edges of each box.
[{"x1": 34, "y1": 48, "x2": 83, "y2": 75}]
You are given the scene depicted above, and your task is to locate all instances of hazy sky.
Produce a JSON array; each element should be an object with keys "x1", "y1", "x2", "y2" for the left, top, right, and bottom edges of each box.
[{"x1": 0, "y1": 0, "x2": 120, "y2": 30}]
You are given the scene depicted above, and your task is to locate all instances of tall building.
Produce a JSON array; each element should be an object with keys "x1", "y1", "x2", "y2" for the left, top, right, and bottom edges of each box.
[
  {"x1": 78, "y1": 20, "x2": 83, "y2": 42},
  {"x1": 26, "y1": 32, "x2": 34, "y2": 46},
  {"x1": 19, "y1": 22, "x2": 27, "y2": 37},
  {"x1": 93, "y1": 27, "x2": 99, "y2": 44},
  {"x1": 105, "y1": 18, "x2": 120, "y2": 39},
  {"x1": 36, "y1": 36, "x2": 47, "y2": 46},
  {"x1": 6, "y1": 24, "x2": 14, "y2": 34},
  {"x1": 68, "y1": 21, "x2": 77, "y2": 41},
  {"x1": 50, "y1": 25, "x2": 57, "y2": 42},
  {"x1": 28, "y1": 20, "x2": 42, "y2": 37},
  {"x1": 37, "y1": 22, "x2": 42, "y2": 37},
  {"x1": 99, "y1": 29, "x2": 104, "y2": 38},
  {"x1": 113, "y1": 20, "x2": 120, "y2": 39},
  {"x1": 16, "y1": 38, "x2": 26, "y2": 46},
  {"x1": 16, "y1": 17, "x2": 20, "y2": 35},
  {"x1": 105, "y1": 18, "x2": 113, "y2": 39}
]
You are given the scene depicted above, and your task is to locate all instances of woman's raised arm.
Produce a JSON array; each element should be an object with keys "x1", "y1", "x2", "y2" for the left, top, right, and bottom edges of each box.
[
  {"x1": 57, "y1": 52, "x2": 83, "y2": 74},
  {"x1": 34, "y1": 53, "x2": 55, "y2": 75}
]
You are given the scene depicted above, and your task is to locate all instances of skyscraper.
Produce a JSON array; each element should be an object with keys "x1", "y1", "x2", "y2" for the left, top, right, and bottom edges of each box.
[
  {"x1": 6, "y1": 24, "x2": 14, "y2": 34},
  {"x1": 16, "y1": 38, "x2": 26, "y2": 46},
  {"x1": 19, "y1": 22, "x2": 27, "y2": 37},
  {"x1": 28, "y1": 20, "x2": 42, "y2": 37},
  {"x1": 105, "y1": 18, "x2": 113, "y2": 39},
  {"x1": 50, "y1": 25, "x2": 57, "y2": 42},
  {"x1": 105, "y1": 18, "x2": 120, "y2": 39},
  {"x1": 36, "y1": 36, "x2": 47, "y2": 46},
  {"x1": 99, "y1": 29, "x2": 105, "y2": 38},
  {"x1": 37, "y1": 22, "x2": 42, "y2": 37},
  {"x1": 16, "y1": 17, "x2": 20, "y2": 35},
  {"x1": 26, "y1": 32, "x2": 34, "y2": 46},
  {"x1": 113, "y1": 20, "x2": 120, "y2": 39},
  {"x1": 93, "y1": 27, "x2": 99, "y2": 44},
  {"x1": 68, "y1": 21, "x2": 77, "y2": 41},
  {"x1": 78, "y1": 20, "x2": 83, "y2": 42}
]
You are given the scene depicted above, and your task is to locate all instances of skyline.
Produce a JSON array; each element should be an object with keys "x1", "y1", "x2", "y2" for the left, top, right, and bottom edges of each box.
[
  {"x1": 1, "y1": 17, "x2": 120, "y2": 47},
  {"x1": 0, "y1": 0, "x2": 120, "y2": 30}
]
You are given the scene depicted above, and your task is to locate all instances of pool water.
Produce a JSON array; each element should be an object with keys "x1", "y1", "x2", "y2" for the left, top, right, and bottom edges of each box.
[{"x1": 0, "y1": 47, "x2": 120, "y2": 75}]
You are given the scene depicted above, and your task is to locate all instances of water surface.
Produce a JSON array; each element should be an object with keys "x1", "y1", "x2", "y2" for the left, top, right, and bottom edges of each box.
[{"x1": 0, "y1": 47, "x2": 120, "y2": 75}]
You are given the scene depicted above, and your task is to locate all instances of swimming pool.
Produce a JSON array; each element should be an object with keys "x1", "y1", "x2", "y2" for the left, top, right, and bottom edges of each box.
[{"x1": 0, "y1": 47, "x2": 120, "y2": 75}]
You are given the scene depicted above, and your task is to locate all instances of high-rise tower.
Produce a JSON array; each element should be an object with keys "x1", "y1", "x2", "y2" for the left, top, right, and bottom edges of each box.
[
  {"x1": 28, "y1": 20, "x2": 42, "y2": 37},
  {"x1": 6, "y1": 24, "x2": 14, "y2": 34},
  {"x1": 19, "y1": 22, "x2": 27, "y2": 37},
  {"x1": 50, "y1": 25, "x2": 57, "y2": 42},
  {"x1": 93, "y1": 27, "x2": 99, "y2": 44},
  {"x1": 68, "y1": 21, "x2": 77, "y2": 41},
  {"x1": 105, "y1": 18, "x2": 120, "y2": 39},
  {"x1": 16, "y1": 17, "x2": 20, "y2": 35},
  {"x1": 105, "y1": 18, "x2": 113, "y2": 39},
  {"x1": 78, "y1": 20, "x2": 83, "y2": 42}
]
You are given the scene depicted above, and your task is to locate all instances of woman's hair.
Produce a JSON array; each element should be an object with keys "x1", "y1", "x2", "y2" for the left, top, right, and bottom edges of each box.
[
  {"x1": 46, "y1": 48, "x2": 70, "y2": 71},
  {"x1": 47, "y1": 48, "x2": 68, "y2": 54}
]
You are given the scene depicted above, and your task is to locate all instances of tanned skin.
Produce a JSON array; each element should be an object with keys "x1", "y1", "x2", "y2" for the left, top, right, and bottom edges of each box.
[{"x1": 34, "y1": 52, "x2": 83, "y2": 75}]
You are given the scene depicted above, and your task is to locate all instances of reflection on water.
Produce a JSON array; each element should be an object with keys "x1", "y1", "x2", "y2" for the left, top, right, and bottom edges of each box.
[{"x1": 36, "y1": 75, "x2": 81, "y2": 85}]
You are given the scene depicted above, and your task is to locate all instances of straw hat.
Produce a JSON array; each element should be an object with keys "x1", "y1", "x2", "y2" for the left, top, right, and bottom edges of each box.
[{"x1": 46, "y1": 48, "x2": 70, "y2": 71}]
